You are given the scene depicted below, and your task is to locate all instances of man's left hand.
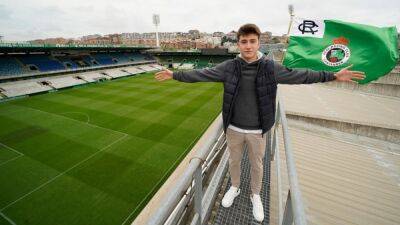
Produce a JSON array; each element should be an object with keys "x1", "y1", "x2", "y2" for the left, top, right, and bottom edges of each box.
[{"x1": 334, "y1": 64, "x2": 366, "y2": 83}]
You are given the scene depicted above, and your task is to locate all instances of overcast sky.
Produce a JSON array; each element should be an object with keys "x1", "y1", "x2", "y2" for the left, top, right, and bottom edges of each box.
[{"x1": 0, "y1": 0, "x2": 399, "y2": 41}]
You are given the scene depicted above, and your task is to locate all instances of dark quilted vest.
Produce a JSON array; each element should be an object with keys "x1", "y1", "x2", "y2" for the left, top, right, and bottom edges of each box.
[{"x1": 222, "y1": 58, "x2": 277, "y2": 135}]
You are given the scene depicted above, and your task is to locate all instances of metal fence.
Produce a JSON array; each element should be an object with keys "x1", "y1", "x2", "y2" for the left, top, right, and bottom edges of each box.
[
  {"x1": 146, "y1": 119, "x2": 228, "y2": 225},
  {"x1": 271, "y1": 96, "x2": 307, "y2": 225},
  {"x1": 145, "y1": 95, "x2": 307, "y2": 225}
]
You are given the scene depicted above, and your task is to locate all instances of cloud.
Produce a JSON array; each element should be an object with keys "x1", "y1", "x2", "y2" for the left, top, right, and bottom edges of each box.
[
  {"x1": 0, "y1": 0, "x2": 398, "y2": 41},
  {"x1": 0, "y1": 4, "x2": 12, "y2": 19}
]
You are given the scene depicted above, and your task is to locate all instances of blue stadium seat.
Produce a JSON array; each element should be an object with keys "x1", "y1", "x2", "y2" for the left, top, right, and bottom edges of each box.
[
  {"x1": 82, "y1": 55, "x2": 98, "y2": 66},
  {"x1": 108, "y1": 52, "x2": 131, "y2": 63},
  {"x1": 56, "y1": 57, "x2": 79, "y2": 69},
  {"x1": 18, "y1": 55, "x2": 65, "y2": 72},
  {"x1": 0, "y1": 56, "x2": 24, "y2": 76},
  {"x1": 91, "y1": 53, "x2": 116, "y2": 65},
  {"x1": 126, "y1": 52, "x2": 147, "y2": 61}
]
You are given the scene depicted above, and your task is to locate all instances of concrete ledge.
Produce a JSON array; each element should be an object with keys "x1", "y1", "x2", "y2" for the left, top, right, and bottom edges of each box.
[
  {"x1": 321, "y1": 81, "x2": 400, "y2": 97},
  {"x1": 373, "y1": 72, "x2": 400, "y2": 85},
  {"x1": 286, "y1": 114, "x2": 400, "y2": 144}
]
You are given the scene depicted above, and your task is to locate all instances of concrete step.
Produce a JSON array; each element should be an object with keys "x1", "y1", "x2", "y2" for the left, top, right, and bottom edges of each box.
[
  {"x1": 270, "y1": 126, "x2": 400, "y2": 225},
  {"x1": 279, "y1": 84, "x2": 400, "y2": 143}
]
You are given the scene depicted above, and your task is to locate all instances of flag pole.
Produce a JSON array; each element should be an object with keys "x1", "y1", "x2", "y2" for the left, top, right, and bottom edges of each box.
[{"x1": 281, "y1": 4, "x2": 295, "y2": 63}]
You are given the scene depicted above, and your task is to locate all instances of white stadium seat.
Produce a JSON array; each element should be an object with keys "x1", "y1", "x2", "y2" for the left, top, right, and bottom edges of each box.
[
  {"x1": 77, "y1": 72, "x2": 111, "y2": 83},
  {"x1": 102, "y1": 68, "x2": 131, "y2": 78},
  {"x1": 0, "y1": 80, "x2": 53, "y2": 97}
]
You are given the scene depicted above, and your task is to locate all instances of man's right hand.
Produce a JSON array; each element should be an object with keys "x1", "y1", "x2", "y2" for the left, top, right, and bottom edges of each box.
[{"x1": 155, "y1": 69, "x2": 173, "y2": 81}]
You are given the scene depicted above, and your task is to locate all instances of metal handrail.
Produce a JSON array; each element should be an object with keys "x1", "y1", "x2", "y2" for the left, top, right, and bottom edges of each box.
[
  {"x1": 145, "y1": 95, "x2": 306, "y2": 225},
  {"x1": 145, "y1": 117, "x2": 226, "y2": 225},
  {"x1": 271, "y1": 95, "x2": 307, "y2": 225}
]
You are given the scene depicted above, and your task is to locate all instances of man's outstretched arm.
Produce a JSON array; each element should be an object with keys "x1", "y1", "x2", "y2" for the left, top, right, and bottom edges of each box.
[
  {"x1": 155, "y1": 61, "x2": 228, "y2": 83},
  {"x1": 275, "y1": 63, "x2": 365, "y2": 84}
]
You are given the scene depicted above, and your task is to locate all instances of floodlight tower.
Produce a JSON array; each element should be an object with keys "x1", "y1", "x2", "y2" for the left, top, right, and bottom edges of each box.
[
  {"x1": 287, "y1": 5, "x2": 295, "y2": 35},
  {"x1": 153, "y1": 14, "x2": 160, "y2": 47}
]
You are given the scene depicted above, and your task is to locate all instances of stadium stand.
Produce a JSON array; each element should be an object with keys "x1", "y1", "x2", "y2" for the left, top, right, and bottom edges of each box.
[
  {"x1": 149, "y1": 64, "x2": 163, "y2": 70},
  {"x1": 42, "y1": 75, "x2": 87, "y2": 89},
  {"x1": 82, "y1": 55, "x2": 100, "y2": 67},
  {"x1": 0, "y1": 63, "x2": 163, "y2": 100},
  {"x1": 77, "y1": 72, "x2": 111, "y2": 83},
  {"x1": 0, "y1": 56, "x2": 24, "y2": 76},
  {"x1": 177, "y1": 63, "x2": 195, "y2": 70},
  {"x1": 17, "y1": 54, "x2": 66, "y2": 72},
  {"x1": 91, "y1": 53, "x2": 116, "y2": 65},
  {"x1": 56, "y1": 57, "x2": 79, "y2": 70},
  {"x1": 0, "y1": 80, "x2": 53, "y2": 97},
  {"x1": 127, "y1": 52, "x2": 147, "y2": 61},
  {"x1": 172, "y1": 63, "x2": 181, "y2": 69},
  {"x1": 107, "y1": 52, "x2": 131, "y2": 64},
  {"x1": 122, "y1": 66, "x2": 146, "y2": 75},
  {"x1": 0, "y1": 50, "x2": 156, "y2": 79},
  {"x1": 102, "y1": 68, "x2": 131, "y2": 78},
  {"x1": 137, "y1": 65, "x2": 159, "y2": 72},
  {"x1": 196, "y1": 59, "x2": 214, "y2": 68}
]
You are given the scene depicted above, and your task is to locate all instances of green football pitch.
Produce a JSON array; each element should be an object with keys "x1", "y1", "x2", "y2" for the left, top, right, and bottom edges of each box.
[{"x1": 0, "y1": 72, "x2": 223, "y2": 225}]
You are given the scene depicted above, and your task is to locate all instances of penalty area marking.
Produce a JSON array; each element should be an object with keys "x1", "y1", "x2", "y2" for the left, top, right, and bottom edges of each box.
[
  {"x1": 0, "y1": 142, "x2": 24, "y2": 167},
  {"x1": 0, "y1": 133, "x2": 128, "y2": 212},
  {"x1": 14, "y1": 104, "x2": 128, "y2": 136},
  {"x1": 0, "y1": 212, "x2": 16, "y2": 225},
  {"x1": 120, "y1": 126, "x2": 207, "y2": 225},
  {"x1": 60, "y1": 111, "x2": 91, "y2": 124}
]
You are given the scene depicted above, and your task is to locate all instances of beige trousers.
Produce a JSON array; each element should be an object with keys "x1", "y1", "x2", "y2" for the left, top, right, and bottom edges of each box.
[{"x1": 225, "y1": 127, "x2": 267, "y2": 194}]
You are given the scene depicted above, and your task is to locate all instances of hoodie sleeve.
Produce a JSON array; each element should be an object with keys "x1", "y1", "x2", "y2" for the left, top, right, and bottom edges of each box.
[
  {"x1": 172, "y1": 61, "x2": 228, "y2": 83},
  {"x1": 274, "y1": 62, "x2": 336, "y2": 84}
]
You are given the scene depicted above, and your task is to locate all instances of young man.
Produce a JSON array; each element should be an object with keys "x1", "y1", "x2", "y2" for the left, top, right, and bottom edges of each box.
[{"x1": 155, "y1": 24, "x2": 365, "y2": 222}]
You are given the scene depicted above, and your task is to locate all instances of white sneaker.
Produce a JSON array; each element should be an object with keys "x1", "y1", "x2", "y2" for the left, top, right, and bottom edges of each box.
[
  {"x1": 250, "y1": 194, "x2": 264, "y2": 222},
  {"x1": 221, "y1": 186, "x2": 240, "y2": 208}
]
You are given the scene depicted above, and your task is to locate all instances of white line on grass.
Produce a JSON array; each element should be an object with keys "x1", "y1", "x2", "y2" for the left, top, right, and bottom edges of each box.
[
  {"x1": 0, "y1": 134, "x2": 128, "y2": 212},
  {"x1": 120, "y1": 130, "x2": 205, "y2": 225},
  {"x1": 0, "y1": 155, "x2": 23, "y2": 167},
  {"x1": 14, "y1": 104, "x2": 128, "y2": 136},
  {"x1": 0, "y1": 142, "x2": 25, "y2": 167},
  {"x1": 60, "y1": 112, "x2": 91, "y2": 124},
  {"x1": 0, "y1": 142, "x2": 24, "y2": 156},
  {"x1": 0, "y1": 212, "x2": 16, "y2": 225}
]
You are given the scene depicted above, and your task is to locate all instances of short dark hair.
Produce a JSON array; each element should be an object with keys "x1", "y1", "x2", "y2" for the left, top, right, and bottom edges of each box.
[{"x1": 237, "y1": 24, "x2": 261, "y2": 40}]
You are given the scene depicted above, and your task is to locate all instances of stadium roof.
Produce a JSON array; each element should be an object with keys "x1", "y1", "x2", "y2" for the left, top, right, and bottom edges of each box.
[
  {"x1": 151, "y1": 48, "x2": 238, "y2": 56},
  {"x1": 0, "y1": 42, "x2": 156, "y2": 53}
]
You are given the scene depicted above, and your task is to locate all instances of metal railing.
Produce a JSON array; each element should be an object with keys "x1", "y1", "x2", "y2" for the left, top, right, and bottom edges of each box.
[
  {"x1": 271, "y1": 96, "x2": 307, "y2": 225},
  {"x1": 144, "y1": 95, "x2": 307, "y2": 225},
  {"x1": 145, "y1": 117, "x2": 228, "y2": 225}
]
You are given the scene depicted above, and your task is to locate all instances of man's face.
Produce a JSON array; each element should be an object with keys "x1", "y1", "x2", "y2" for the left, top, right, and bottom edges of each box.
[{"x1": 237, "y1": 33, "x2": 260, "y2": 61}]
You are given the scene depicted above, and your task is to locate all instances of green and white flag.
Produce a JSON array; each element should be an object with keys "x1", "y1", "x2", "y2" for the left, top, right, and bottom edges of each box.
[{"x1": 283, "y1": 18, "x2": 399, "y2": 84}]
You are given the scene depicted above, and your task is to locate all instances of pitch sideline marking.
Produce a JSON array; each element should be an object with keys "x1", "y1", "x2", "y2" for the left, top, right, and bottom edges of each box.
[
  {"x1": 0, "y1": 142, "x2": 25, "y2": 167},
  {"x1": 0, "y1": 155, "x2": 23, "y2": 167},
  {"x1": 0, "y1": 142, "x2": 24, "y2": 156},
  {"x1": 0, "y1": 212, "x2": 16, "y2": 225},
  {"x1": 13, "y1": 104, "x2": 128, "y2": 136},
  {"x1": 0, "y1": 133, "x2": 128, "y2": 212},
  {"x1": 120, "y1": 126, "x2": 207, "y2": 225},
  {"x1": 60, "y1": 111, "x2": 90, "y2": 124}
]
